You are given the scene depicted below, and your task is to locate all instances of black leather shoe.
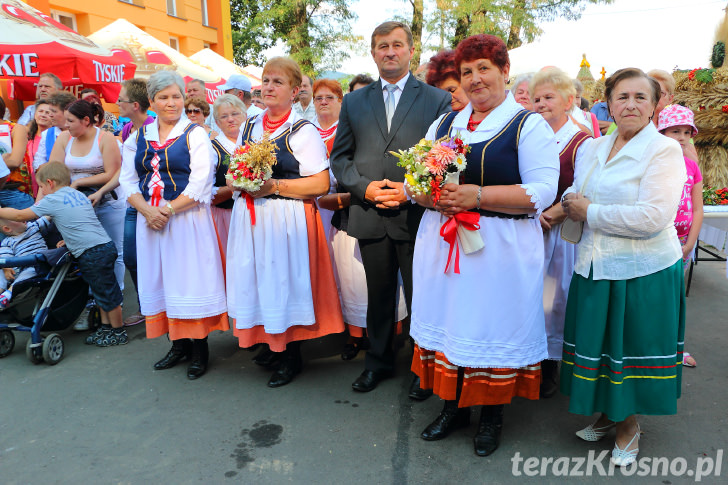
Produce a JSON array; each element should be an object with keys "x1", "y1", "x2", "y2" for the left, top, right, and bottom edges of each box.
[
  {"x1": 341, "y1": 337, "x2": 370, "y2": 361},
  {"x1": 187, "y1": 338, "x2": 209, "y2": 380},
  {"x1": 351, "y1": 369, "x2": 389, "y2": 392},
  {"x1": 267, "y1": 355, "x2": 302, "y2": 388},
  {"x1": 408, "y1": 375, "x2": 433, "y2": 400},
  {"x1": 474, "y1": 405, "x2": 503, "y2": 456},
  {"x1": 539, "y1": 360, "x2": 559, "y2": 399},
  {"x1": 253, "y1": 347, "x2": 282, "y2": 369},
  {"x1": 421, "y1": 406, "x2": 470, "y2": 441},
  {"x1": 154, "y1": 339, "x2": 192, "y2": 370}
]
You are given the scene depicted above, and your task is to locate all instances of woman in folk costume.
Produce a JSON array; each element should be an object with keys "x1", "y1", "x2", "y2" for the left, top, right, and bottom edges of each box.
[
  {"x1": 119, "y1": 71, "x2": 228, "y2": 380},
  {"x1": 226, "y1": 57, "x2": 344, "y2": 388},
  {"x1": 209, "y1": 94, "x2": 246, "y2": 255},
  {"x1": 407, "y1": 34, "x2": 559, "y2": 457},
  {"x1": 530, "y1": 67, "x2": 593, "y2": 398}
]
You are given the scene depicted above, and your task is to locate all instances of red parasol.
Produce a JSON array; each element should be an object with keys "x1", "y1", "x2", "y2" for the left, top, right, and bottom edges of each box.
[{"x1": 0, "y1": 0, "x2": 135, "y2": 101}]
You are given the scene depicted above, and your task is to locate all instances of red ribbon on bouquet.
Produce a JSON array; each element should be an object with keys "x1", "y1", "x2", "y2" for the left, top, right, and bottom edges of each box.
[
  {"x1": 439, "y1": 211, "x2": 481, "y2": 274},
  {"x1": 244, "y1": 193, "x2": 256, "y2": 225}
]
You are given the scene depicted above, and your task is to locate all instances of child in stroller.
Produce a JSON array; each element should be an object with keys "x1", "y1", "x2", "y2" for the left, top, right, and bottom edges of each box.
[{"x1": 0, "y1": 217, "x2": 52, "y2": 308}]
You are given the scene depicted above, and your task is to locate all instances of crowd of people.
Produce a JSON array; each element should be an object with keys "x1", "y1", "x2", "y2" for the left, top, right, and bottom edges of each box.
[{"x1": 0, "y1": 20, "x2": 702, "y2": 464}]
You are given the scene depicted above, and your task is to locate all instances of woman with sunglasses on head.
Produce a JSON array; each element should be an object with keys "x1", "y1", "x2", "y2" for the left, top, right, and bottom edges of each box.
[{"x1": 184, "y1": 98, "x2": 217, "y2": 138}]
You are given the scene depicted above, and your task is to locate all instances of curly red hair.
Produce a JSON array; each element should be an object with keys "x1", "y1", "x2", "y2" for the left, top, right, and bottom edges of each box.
[
  {"x1": 426, "y1": 50, "x2": 459, "y2": 88},
  {"x1": 454, "y1": 34, "x2": 509, "y2": 77}
]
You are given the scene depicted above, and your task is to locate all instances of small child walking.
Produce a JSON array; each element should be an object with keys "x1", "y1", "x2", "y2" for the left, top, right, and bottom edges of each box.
[
  {"x1": 658, "y1": 104, "x2": 702, "y2": 367},
  {"x1": 0, "y1": 162, "x2": 126, "y2": 346}
]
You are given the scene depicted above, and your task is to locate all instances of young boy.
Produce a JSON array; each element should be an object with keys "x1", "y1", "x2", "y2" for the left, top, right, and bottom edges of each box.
[
  {"x1": 0, "y1": 217, "x2": 51, "y2": 307},
  {"x1": 0, "y1": 162, "x2": 126, "y2": 346}
]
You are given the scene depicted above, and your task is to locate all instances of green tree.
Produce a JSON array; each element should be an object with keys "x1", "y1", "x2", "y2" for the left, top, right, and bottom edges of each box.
[
  {"x1": 230, "y1": 0, "x2": 359, "y2": 75},
  {"x1": 429, "y1": 0, "x2": 612, "y2": 50}
]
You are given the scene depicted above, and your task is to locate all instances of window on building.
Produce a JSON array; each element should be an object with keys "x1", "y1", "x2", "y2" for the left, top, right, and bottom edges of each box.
[
  {"x1": 167, "y1": 0, "x2": 177, "y2": 16},
  {"x1": 50, "y1": 10, "x2": 77, "y2": 31},
  {"x1": 169, "y1": 36, "x2": 179, "y2": 51},
  {"x1": 201, "y1": 0, "x2": 208, "y2": 26}
]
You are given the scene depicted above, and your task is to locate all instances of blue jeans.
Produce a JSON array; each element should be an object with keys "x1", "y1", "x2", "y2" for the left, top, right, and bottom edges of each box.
[{"x1": 123, "y1": 207, "x2": 138, "y2": 295}]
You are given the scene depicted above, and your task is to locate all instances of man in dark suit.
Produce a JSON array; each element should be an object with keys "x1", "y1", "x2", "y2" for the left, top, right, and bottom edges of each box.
[{"x1": 330, "y1": 21, "x2": 451, "y2": 394}]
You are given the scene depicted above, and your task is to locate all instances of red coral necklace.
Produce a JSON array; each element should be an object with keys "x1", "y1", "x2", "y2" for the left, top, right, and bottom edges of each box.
[
  {"x1": 263, "y1": 109, "x2": 291, "y2": 133},
  {"x1": 467, "y1": 114, "x2": 483, "y2": 132}
]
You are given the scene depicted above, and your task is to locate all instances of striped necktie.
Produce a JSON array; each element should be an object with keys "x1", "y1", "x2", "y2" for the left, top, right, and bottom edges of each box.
[{"x1": 385, "y1": 84, "x2": 398, "y2": 130}]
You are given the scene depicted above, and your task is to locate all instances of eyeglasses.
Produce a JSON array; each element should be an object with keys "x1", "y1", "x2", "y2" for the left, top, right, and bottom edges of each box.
[
  {"x1": 117, "y1": 99, "x2": 132, "y2": 104},
  {"x1": 218, "y1": 112, "x2": 244, "y2": 120},
  {"x1": 314, "y1": 95, "x2": 337, "y2": 103},
  {"x1": 185, "y1": 108, "x2": 203, "y2": 115}
]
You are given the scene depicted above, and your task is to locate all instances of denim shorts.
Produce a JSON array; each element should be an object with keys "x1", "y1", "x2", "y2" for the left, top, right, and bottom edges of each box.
[{"x1": 77, "y1": 241, "x2": 123, "y2": 312}]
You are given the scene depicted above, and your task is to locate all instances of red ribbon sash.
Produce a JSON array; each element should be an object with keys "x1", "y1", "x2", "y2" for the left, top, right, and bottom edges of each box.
[
  {"x1": 439, "y1": 211, "x2": 481, "y2": 274},
  {"x1": 244, "y1": 193, "x2": 256, "y2": 225}
]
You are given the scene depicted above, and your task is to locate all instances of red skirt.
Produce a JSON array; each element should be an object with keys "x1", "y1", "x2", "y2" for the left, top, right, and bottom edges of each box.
[{"x1": 412, "y1": 345, "x2": 542, "y2": 407}]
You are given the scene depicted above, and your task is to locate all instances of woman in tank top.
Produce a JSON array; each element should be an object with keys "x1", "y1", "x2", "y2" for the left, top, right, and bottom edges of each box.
[{"x1": 49, "y1": 100, "x2": 126, "y2": 292}]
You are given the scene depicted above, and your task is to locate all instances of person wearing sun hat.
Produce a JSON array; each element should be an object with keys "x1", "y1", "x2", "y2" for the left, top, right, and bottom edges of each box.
[{"x1": 658, "y1": 104, "x2": 702, "y2": 369}]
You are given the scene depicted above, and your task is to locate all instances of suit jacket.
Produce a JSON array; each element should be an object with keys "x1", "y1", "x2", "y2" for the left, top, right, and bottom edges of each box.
[{"x1": 330, "y1": 74, "x2": 451, "y2": 241}]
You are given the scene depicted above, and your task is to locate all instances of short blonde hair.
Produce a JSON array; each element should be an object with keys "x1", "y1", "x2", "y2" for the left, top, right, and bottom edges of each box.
[
  {"x1": 647, "y1": 69, "x2": 675, "y2": 96},
  {"x1": 262, "y1": 57, "x2": 302, "y2": 88},
  {"x1": 530, "y1": 67, "x2": 576, "y2": 105},
  {"x1": 36, "y1": 161, "x2": 71, "y2": 187}
]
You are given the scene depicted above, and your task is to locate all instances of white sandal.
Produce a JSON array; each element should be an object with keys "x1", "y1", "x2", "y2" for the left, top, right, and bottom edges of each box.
[
  {"x1": 610, "y1": 424, "x2": 641, "y2": 467},
  {"x1": 575, "y1": 420, "x2": 616, "y2": 441}
]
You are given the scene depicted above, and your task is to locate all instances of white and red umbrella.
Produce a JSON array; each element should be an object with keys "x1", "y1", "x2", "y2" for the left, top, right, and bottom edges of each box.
[
  {"x1": 0, "y1": 0, "x2": 135, "y2": 101},
  {"x1": 89, "y1": 19, "x2": 226, "y2": 104}
]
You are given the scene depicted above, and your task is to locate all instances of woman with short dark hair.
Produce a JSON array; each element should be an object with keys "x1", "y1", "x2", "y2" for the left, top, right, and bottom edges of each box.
[{"x1": 561, "y1": 67, "x2": 686, "y2": 467}]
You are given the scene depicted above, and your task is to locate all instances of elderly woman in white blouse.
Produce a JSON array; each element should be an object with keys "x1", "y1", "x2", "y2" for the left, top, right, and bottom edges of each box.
[
  {"x1": 119, "y1": 71, "x2": 227, "y2": 380},
  {"x1": 561, "y1": 67, "x2": 686, "y2": 467}
]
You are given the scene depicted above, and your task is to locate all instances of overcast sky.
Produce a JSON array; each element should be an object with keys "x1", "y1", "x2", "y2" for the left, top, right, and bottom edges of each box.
[{"x1": 339, "y1": 0, "x2": 727, "y2": 77}]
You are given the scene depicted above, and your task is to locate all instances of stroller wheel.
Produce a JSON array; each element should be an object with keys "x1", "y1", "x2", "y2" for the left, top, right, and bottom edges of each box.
[
  {"x1": 26, "y1": 337, "x2": 43, "y2": 364},
  {"x1": 0, "y1": 330, "x2": 14, "y2": 357},
  {"x1": 42, "y1": 333, "x2": 64, "y2": 365}
]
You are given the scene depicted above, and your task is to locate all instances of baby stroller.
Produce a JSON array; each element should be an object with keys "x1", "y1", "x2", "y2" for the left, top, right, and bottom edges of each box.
[{"x1": 0, "y1": 247, "x2": 97, "y2": 365}]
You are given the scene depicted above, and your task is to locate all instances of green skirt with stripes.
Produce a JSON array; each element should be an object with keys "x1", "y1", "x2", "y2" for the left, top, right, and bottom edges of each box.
[{"x1": 560, "y1": 260, "x2": 685, "y2": 422}]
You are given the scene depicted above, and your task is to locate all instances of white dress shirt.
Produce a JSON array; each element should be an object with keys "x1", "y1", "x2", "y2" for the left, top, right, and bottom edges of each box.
[
  {"x1": 565, "y1": 122, "x2": 686, "y2": 280},
  {"x1": 380, "y1": 72, "x2": 410, "y2": 111}
]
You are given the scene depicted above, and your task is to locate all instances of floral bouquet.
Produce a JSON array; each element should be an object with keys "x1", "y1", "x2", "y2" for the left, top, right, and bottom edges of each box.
[
  {"x1": 703, "y1": 186, "x2": 728, "y2": 205},
  {"x1": 225, "y1": 133, "x2": 277, "y2": 192},
  {"x1": 391, "y1": 135, "x2": 483, "y2": 273},
  {"x1": 391, "y1": 136, "x2": 469, "y2": 203}
]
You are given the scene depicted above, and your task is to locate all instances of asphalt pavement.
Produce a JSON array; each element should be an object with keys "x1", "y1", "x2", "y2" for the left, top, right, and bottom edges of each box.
[{"x1": 1, "y1": 258, "x2": 727, "y2": 485}]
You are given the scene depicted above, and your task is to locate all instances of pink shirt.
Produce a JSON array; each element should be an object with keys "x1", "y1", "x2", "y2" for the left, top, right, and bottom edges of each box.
[{"x1": 674, "y1": 157, "x2": 702, "y2": 238}]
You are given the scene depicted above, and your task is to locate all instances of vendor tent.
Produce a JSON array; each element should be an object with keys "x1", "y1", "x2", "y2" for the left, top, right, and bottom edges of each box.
[
  {"x1": 88, "y1": 19, "x2": 225, "y2": 104},
  {"x1": 189, "y1": 49, "x2": 261, "y2": 88},
  {"x1": 0, "y1": 0, "x2": 135, "y2": 101}
]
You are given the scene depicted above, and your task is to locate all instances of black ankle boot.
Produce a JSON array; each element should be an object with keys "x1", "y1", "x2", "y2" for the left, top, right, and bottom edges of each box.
[
  {"x1": 268, "y1": 345, "x2": 302, "y2": 388},
  {"x1": 421, "y1": 400, "x2": 471, "y2": 441},
  {"x1": 253, "y1": 345, "x2": 282, "y2": 369},
  {"x1": 154, "y1": 339, "x2": 192, "y2": 370},
  {"x1": 474, "y1": 405, "x2": 504, "y2": 456},
  {"x1": 540, "y1": 360, "x2": 559, "y2": 398},
  {"x1": 187, "y1": 338, "x2": 209, "y2": 380}
]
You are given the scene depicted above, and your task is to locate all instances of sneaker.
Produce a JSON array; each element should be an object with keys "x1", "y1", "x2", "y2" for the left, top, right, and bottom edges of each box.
[
  {"x1": 85, "y1": 325, "x2": 110, "y2": 345},
  {"x1": 123, "y1": 311, "x2": 145, "y2": 327},
  {"x1": 96, "y1": 328, "x2": 128, "y2": 347},
  {"x1": 74, "y1": 308, "x2": 91, "y2": 331}
]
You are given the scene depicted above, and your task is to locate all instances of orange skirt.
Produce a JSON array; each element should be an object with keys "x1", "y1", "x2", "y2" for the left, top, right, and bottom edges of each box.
[
  {"x1": 234, "y1": 200, "x2": 345, "y2": 352},
  {"x1": 147, "y1": 312, "x2": 229, "y2": 340},
  {"x1": 412, "y1": 345, "x2": 541, "y2": 407}
]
